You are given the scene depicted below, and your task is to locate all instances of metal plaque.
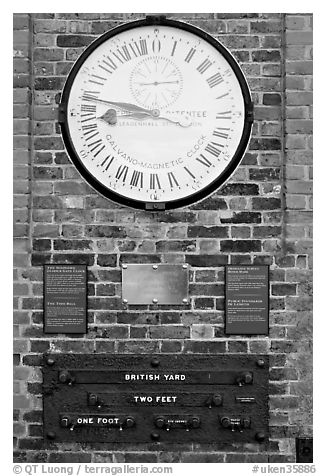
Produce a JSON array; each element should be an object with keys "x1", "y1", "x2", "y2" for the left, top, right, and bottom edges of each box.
[
  {"x1": 225, "y1": 265, "x2": 269, "y2": 335},
  {"x1": 43, "y1": 354, "x2": 269, "y2": 444},
  {"x1": 122, "y1": 264, "x2": 189, "y2": 304},
  {"x1": 44, "y1": 265, "x2": 87, "y2": 334}
]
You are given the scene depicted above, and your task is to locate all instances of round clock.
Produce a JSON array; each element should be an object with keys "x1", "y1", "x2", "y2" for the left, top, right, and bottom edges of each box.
[{"x1": 59, "y1": 16, "x2": 253, "y2": 210}]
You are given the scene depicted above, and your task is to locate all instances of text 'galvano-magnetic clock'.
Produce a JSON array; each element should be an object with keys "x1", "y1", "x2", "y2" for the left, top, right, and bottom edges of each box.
[{"x1": 59, "y1": 15, "x2": 253, "y2": 210}]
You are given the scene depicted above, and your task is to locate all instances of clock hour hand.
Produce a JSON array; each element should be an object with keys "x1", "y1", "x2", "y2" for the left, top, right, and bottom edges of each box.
[{"x1": 99, "y1": 109, "x2": 153, "y2": 125}]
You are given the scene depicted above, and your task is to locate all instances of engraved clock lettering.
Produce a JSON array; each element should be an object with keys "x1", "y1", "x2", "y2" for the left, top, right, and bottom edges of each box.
[
  {"x1": 197, "y1": 59, "x2": 213, "y2": 74},
  {"x1": 168, "y1": 171, "x2": 179, "y2": 188},
  {"x1": 115, "y1": 45, "x2": 132, "y2": 63},
  {"x1": 81, "y1": 104, "x2": 96, "y2": 113},
  {"x1": 93, "y1": 144, "x2": 105, "y2": 157},
  {"x1": 213, "y1": 128, "x2": 229, "y2": 139},
  {"x1": 130, "y1": 170, "x2": 144, "y2": 188},
  {"x1": 207, "y1": 72, "x2": 223, "y2": 88},
  {"x1": 89, "y1": 139, "x2": 103, "y2": 153},
  {"x1": 216, "y1": 92, "x2": 229, "y2": 100},
  {"x1": 205, "y1": 142, "x2": 222, "y2": 157},
  {"x1": 152, "y1": 38, "x2": 161, "y2": 54},
  {"x1": 82, "y1": 91, "x2": 100, "y2": 102},
  {"x1": 132, "y1": 39, "x2": 148, "y2": 56},
  {"x1": 171, "y1": 40, "x2": 177, "y2": 56},
  {"x1": 89, "y1": 74, "x2": 106, "y2": 86},
  {"x1": 150, "y1": 173, "x2": 161, "y2": 190},
  {"x1": 85, "y1": 130, "x2": 99, "y2": 141},
  {"x1": 116, "y1": 165, "x2": 129, "y2": 182},
  {"x1": 82, "y1": 123, "x2": 97, "y2": 136},
  {"x1": 61, "y1": 20, "x2": 252, "y2": 209},
  {"x1": 100, "y1": 155, "x2": 115, "y2": 171},
  {"x1": 184, "y1": 48, "x2": 196, "y2": 63},
  {"x1": 102, "y1": 56, "x2": 118, "y2": 73},
  {"x1": 216, "y1": 111, "x2": 232, "y2": 120},
  {"x1": 196, "y1": 155, "x2": 212, "y2": 167},
  {"x1": 184, "y1": 166, "x2": 196, "y2": 179}
]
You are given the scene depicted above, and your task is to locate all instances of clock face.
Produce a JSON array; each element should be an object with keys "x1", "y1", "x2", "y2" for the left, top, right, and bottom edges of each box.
[{"x1": 60, "y1": 18, "x2": 253, "y2": 210}]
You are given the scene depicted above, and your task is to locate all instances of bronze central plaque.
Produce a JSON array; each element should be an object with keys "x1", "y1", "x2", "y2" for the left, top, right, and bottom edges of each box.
[{"x1": 122, "y1": 264, "x2": 189, "y2": 304}]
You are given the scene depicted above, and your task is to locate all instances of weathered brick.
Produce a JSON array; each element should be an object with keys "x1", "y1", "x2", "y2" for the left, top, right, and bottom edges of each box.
[
  {"x1": 221, "y1": 212, "x2": 261, "y2": 224},
  {"x1": 188, "y1": 226, "x2": 228, "y2": 238},
  {"x1": 57, "y1": 35, "x2": 95, "y2": 47},
  {"x1": 186, "y1": 255, "x2": 228, "y2": 267},
  {"x1": 220, "y1": 240, "x2": 261, "y2": 253}
]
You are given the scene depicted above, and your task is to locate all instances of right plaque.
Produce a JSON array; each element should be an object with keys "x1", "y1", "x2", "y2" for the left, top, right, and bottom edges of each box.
[{"x1": 225, "y1": 265, "x2": 269, "y2": 335}]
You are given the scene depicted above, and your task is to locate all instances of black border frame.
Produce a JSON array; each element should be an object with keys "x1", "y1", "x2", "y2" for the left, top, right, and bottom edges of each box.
[
  {"x1": 59, "y1": 16, "x2": 254, "y2": 211},
  {"x1": 224, "y1": 265, "x2": 270, "y2": 336}
]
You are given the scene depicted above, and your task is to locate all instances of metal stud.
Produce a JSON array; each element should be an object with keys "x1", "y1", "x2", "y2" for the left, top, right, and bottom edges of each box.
[
  {"x1": 123, "y1": 299, "x2": 128, "y2": 304},
  {"x1": 152, "y1": 265, "x2": 158, "y2": 270},
  {"x1": 152, "y1": 298, "x2": 158, "y2": 304},
  {"x1": 256, "y1": 359, "x2": 265, "y2": 368},
  {"x1": 183, "y1": 298, "x2": 188, "y2": 304}
]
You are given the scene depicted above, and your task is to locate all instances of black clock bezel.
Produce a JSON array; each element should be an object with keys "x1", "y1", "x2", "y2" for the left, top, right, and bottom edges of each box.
[{"x1": 59, "y1": 16, "x2": 253, "y2": 211}]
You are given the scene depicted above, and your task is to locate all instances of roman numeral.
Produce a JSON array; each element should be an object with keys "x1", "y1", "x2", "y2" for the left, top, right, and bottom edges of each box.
[
  {"x1": 207, "y1": 72, "x2": 223, "y2": 88},
  {"x1": 149, "y1": 173, "x2": 161, "y2": 190},
  {"x1": 82, "y1": 123, "x2": 97, "y2": 136},
  {"x1": 115, "y1": 165, "x2": 129, "y2": 182},
  {"x1": 216, "y1": 111, "x2": 232, "y2": 120},
  {"x1": 216, "y1": 92, "x2": 229, "y2": 100},
  {"x1": 130, "y1": 39, "x2": 148, "y2": 57},
  {"x1": 115, "y1": 45, "x2": 132, "y2": 63},
  {"x1": 196, "y1": 155, "x2": 212, "y2": 167},
  {"x1": 101, "y1": 56, "x2": 118, "y2": 73},
  {"x1": 85, "y1": 131, "x2": 99, "y2": 142},
  {"x1": 89, "y1": 139, "x2": 103, "y2": 153},
  {"x1": 81, "y1": 104, "x2": 96, "y2": 113},
  {"x1": 205, "y1": 142, "x2": 222, "y2": 158},
  {"x1": 197, "y1": 59, "x2": 213, "y2": 74},
  {"x1": 213, "y1": 128, "x2": 229, "y2": 139},
  {"x1": 89, "y1": 74, "x2": 106, "y2": 86},
  {"x1": 167, "y1": 172, "x2": 179, "y2": 188},
  {"x1": 184, "y1": 167, "x2": 196, "y2": 179},
  {"x1": 99, "y1": 155, "x2": 114, "y2": 171},
  {"x1": 171, "y1": 40, "x2": 177, "y2": 56},
  {"x1": 81, "y1": 115, "x2": 96, "y2": 123},
  {"x1": 81, "y1": 91, "x2": 99, "y2": 102},
  {"x1": 93, "y1": 145, "x2": 105, "y2": 158},
  {"x1": 184, "y1": 48, "x2": 196, "y2": 63},
  {"x1": 130, "y1": 170, "x2": 143, "y2": 188}
]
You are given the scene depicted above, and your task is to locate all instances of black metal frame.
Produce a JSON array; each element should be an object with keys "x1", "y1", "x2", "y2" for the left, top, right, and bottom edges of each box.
[{"x1": 59, "y1": 15, "x2": 254, "y2": 211}]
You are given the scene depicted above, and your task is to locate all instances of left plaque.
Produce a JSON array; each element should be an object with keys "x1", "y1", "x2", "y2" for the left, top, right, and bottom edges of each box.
[{"x1": 44, "y1": 265, "x2": 87, "y2": 334}]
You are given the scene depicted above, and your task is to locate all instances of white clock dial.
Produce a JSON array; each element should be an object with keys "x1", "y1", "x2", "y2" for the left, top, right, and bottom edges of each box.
[{"x1": 60, "y1": 19, "x2": 253, "y2": 209}]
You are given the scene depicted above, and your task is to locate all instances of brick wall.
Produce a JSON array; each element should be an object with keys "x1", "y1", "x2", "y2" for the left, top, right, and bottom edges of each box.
[{"x1": 13, "y1": 12, "x2": 313, "y2": 463}]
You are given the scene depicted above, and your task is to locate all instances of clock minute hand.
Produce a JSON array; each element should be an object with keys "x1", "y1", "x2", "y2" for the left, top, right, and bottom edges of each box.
[{"x1": 91, "y1": 98, "x2": 158, "y2": 116}]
